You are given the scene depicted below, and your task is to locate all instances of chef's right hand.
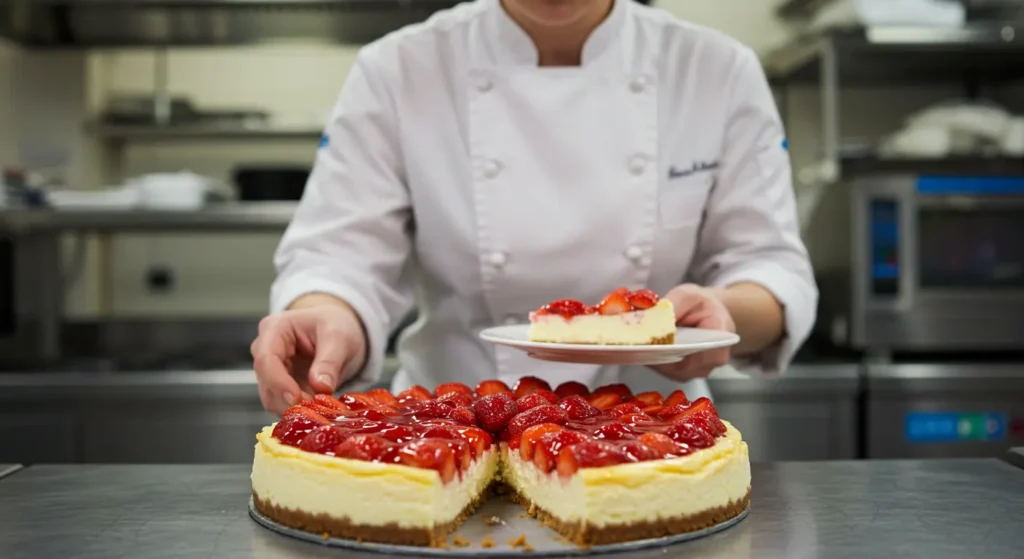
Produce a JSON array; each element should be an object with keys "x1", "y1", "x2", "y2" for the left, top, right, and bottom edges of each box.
[{"x1": 250, "y1": 294, "x2": 368, "y2": 415}]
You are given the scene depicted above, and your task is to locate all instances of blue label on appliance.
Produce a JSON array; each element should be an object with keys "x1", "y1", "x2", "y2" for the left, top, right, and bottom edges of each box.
[
  {"x1": 916, "y1": 176, "x2": 1024, "y2": 196},
  {"x1": 905, "y1": 412, "x2": 1006, "y2": 443}
]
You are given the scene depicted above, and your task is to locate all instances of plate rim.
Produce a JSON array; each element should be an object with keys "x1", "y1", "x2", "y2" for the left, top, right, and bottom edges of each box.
[{"x1": 479, "y1": 325, "x2": 740, "y2": 353}]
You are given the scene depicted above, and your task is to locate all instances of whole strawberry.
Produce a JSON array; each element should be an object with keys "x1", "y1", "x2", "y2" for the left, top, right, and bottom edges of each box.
[{"x1": 473, "y1": 392, "x2": 518, "y2": 432}]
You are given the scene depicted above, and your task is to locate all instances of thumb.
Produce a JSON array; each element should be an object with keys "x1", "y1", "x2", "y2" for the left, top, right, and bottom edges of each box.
[
  {"x1": 663, "y1": 284, "x2": 706, "y2": 323},
  {"x1": 308, "y1": 332, "x2": 351, "y2": 394}
]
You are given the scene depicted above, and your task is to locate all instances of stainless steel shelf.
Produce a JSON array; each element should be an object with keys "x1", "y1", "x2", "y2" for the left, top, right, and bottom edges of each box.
[
  {"x1": 0, "y1": 202, "x2": 298, "y2": 233},
  {"x1": 765, "y1": 24, "x2": 1024, "y2": 84},
  {"x1": 0, "y1": 0, "x2": 464, "y2": 48},
  {"x1": 87, "y1": 123, "x2": 323, "y2": 142}
]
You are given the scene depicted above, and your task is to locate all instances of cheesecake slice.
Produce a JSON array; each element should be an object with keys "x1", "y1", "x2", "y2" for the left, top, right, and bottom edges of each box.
[{"x1": 528, "y1": 287, "x2": 676, "y2": 345}]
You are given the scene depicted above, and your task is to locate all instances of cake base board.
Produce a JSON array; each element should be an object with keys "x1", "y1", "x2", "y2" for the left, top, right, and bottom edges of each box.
[{"x1": 248, "y1": 493, "x2": 749, "y2": 556}]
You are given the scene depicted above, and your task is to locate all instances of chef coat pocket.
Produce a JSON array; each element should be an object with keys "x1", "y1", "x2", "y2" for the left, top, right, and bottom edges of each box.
[{"x1": 658, "y1": 174, "x2": 713, "y2": 230}]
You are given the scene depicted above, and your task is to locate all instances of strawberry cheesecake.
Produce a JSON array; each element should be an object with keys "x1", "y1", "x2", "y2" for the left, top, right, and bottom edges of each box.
[
  {"x1": 528, "y1": 287, "x2": 677, "y2": 345},
  {"x1": 250, "y1": 378, "x2": 751, "y2": 548}
]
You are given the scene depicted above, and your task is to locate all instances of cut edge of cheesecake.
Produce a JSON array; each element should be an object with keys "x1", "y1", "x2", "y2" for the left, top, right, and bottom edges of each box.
[{"x1": 528, "y1": 299, "x2": 677, "y2": 346}]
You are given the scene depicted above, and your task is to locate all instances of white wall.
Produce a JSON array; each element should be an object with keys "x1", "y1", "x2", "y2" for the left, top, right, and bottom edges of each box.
[{"x1": 57, "y1": 0, "x2": 967, "y2": 317}]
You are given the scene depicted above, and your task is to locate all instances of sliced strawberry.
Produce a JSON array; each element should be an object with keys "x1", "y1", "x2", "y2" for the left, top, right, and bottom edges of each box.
[
  {"x1": 519, "y1": 423, "x2": 563, "y2": 461},
  {"x1": 664, "y1": 389, "x2": 690, "y2": 408},
  {"x1": 665, "y1": 422, "x2": 715, "y2": 449},
  {"x1": 399, "y1": 439, "x2": 458, "y2": 483},
  {"x1": 448, "y1": 406, "x2": 478, "y2": 426},
  {"x1": 513, "y1": 376, "x2": 552, "y2": 398},
  {"x1": 516, "y1": 393, "x2": 553, "y2": 414},
  {"x1": 534, "y1": 299, "x2": 595, "y2": 319},
  {"x1": 352, "y1": 409, "x2": 390, "y2": 422},
  {"x1": 617, "y1": 440, "x2": 660, "y2": 462},
  {"x1": 366, "y1": 388, "x2": 399, "y2": 407},
  {"x1": 557, "y1": 395, "x2": 600, "y2": 420},
  {"x1": 593, "y1": 383, "x2": 633, "y2": 400},
  {"x1": 597, "y1": 288, "x2": 632, "y2": 316},
  {"x1": 616, "y1": 412, "x2": 654, "y2": 425},
  {"x1": 297, "y1": 400, "x2": 348, "y2": 419},
  {"x1": 419, "y1": 425, "x2": 461, "y2": 440},
  {"x1": 435, "y1": 382, "x2": 473, "y2": 398},
  {"x1": 685, "y1": 409, "x2": 727, "y2": 437},
  {"x1": 632, "y1": 391, "x2": 664, "y2": 406},
  {"x1": 298, "y1": 425, "x2": 348, "y2": 454},
  {"x1": 282, "y1": 405, "x2": 332, "y2": 425},
  {"x1": 627, "y1": 288, "x2": 659, "y2": 310},
  {"x1": 333, "y1": 434, "x2": 396, "y2": 462},
  {"x1": 638, "y1": 432, "x2": 688, "y2": 458},
  {"x1": 473, "y1": 393, "x2": 519, "y2": 432},
  {"x1": 437, "y1": 392, "x2": 474, "y2": 408},
  {"x1": 593, "y1": 422, "x2": 640, "y2": 441},
  {"x1": 587, "y1": 393, "x2": 622, "y2": 411},
  {"x1": 475, "y1": 379, "x2": 512, "y2": 397},
  {"x1": 452, "y1": 426, "x2": 492, "y2": 458},
  {"x1": 507, "y1": 405, "x2": 569, "y2": 447},
  {"x1": 606, "y1": 403, "x2": 644, "y2": 419},
  {"x1": 396, "y1": 385, "x2": 432, "y2": 403},
  {"x1": 554, "y1": 381, "x2": 590, "y2": 399},
  {"x1": 536, "y1": 431, "x2": 591, "y2": 473},
  {"x1": 272, "y1": 415, "x2": 321, "y2": 446},
  {"x1": 557, "y1": 440, "x2": 629, "y2": 472},
  {"x1": 313, "y1": 394, "x2": 350, "y2": 411},
  {"x1": 406, "y1": 399, "x2": 451, "y2": 420},
  {"x1": 444, "y1": 438, "x2": 473, "y2": 473},
  {"x1": 376, "y1": 424, "x2": 417, "y2": 444},
  {"x1": 656, "y1": 403, "x2": 690, "y2": 420}
]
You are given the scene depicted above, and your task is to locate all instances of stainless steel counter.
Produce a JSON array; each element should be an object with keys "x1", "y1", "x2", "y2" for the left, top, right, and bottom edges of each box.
[
  {"x1": 0, "y1": 460, "x2": 1021, "y2": 558},
  {"x1": 0, "y1": 464, "x2": 21, "y2": 480},
  {"x1": 1008, "y1": 448, "x2": 1024, "y2": 471},
  {"x1": 0, "y1": 203, "x2": 298, "y2": 233}
]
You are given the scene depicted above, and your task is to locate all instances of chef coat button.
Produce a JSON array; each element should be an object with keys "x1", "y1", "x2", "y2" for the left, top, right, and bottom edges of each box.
[
  {"x1": 625, "y1": 246, "x2": 644, "y2": 261},
  {"x1": 630, "y1": 76, "x2": 647, "y2": 93},
  {"x1": 475, "y1": 75, "x2": 493, "y2": 93},
  {"x1": 629, "y1": 155, "x2": 647, "y2": 176},
  {"x1": 488, "y1": 251, "x2": 507, "y2": 267},
  {"x1": 482, "y1": 160, "x2": 501, "y2": 179}
]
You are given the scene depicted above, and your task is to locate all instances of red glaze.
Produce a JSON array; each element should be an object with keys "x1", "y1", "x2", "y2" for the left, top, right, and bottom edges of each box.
[
  {"x1": 271, "y1": 382, "x2": 729, "y2": 482},
  {"x1": 534, "y1": 288, "x2": 662, "y2": 318}
]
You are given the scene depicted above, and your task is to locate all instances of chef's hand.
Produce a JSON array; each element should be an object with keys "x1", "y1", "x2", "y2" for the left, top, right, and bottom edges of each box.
[
  {"x1": 250, "y1": 294, "x2": 367, "y2": 415},
  {"x1": 650, "y1": 284, "x2": 736, "y2": 382}
]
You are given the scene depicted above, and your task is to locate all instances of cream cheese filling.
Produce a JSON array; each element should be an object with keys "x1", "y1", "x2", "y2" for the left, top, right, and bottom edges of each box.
[
  {"x1": 528, "y1": 299, "x2": 676, "y2": 344},
  {"x1": 500, "y1": 421, "x2": 750, "y2": 527},
  {"x1": 251, "y1": 426, "x2": 497, "y2": 529}
]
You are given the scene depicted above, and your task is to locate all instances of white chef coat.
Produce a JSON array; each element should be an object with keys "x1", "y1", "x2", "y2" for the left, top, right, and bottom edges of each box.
[{"x1": 270, "y1": 0, "x2": 818, "y2": 399}]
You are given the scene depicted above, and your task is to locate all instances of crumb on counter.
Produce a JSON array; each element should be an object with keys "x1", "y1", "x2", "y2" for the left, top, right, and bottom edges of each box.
[
  {"x1": 452, "y1": 536, "x2": 470, "y2": 548},
  {"x1": 481, "y1": 535, "x2": 495, "y2": 548},
  {"x1": 484, "y1": 516, "x2": 502, "y2": 526},
  {"x1": 508, "y1": 534, "x2": 530, "y2": 549}
]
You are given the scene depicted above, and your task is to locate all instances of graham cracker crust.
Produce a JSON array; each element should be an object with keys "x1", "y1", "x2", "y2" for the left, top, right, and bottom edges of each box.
[
  {"x1": 252, "y1": 490, "x2": 484, "y2": 548},
  {"x1": 508, "y1": 487, "x2": 751, "y2": 546}
]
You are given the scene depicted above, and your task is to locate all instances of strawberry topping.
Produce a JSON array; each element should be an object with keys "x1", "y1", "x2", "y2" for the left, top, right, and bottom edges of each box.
[
  {"x1": 554, "y1": 381, "x2": 590, "y2": 399},
  {"x1": 473, "y1": 393, "x2": 519, "y2": 432}
]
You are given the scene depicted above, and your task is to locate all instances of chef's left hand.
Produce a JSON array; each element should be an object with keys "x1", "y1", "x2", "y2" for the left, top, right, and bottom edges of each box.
[{"x1": 650, "y1": 284, "x2": 736, "y2": 382}]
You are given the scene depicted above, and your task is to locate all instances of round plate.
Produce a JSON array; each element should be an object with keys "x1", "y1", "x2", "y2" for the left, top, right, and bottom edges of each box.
[
  {"x1": 478, "y1": 325, "x2": 740, "y2": 365},
  {"x1": 249, "y1": 496, "x2": 749, "y2": 556}
]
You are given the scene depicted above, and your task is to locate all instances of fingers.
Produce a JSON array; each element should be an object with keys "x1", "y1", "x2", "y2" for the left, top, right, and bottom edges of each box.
[
  {"x1": 307, "y1": 322, "x2": 354, "y2": 394},
  {"x1": 251, "y1": 324, "x2": 304, "y2": 415},
  {"x1": 664, "y1": 284, "x2": 706, "y2": 323},
  {"x1": 651, "y1": 348, "x2": 730, "y2": 382}
]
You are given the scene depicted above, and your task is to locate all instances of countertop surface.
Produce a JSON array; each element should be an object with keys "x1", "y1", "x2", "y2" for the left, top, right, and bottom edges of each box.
[
  {"x1": 1007, "y1": 447, "x2": 1024, "y2": 471},
  {"x1": 1, "y1": 459, "x2": 1022, "y2": 558},
  {"x1": 0, "y1": 464, "x2": 21, "y2": 480}
]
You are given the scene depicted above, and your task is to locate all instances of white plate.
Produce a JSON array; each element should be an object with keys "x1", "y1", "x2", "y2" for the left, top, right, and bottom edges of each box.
[{"x1": 479, "y1": 325, "x2": 740, "y2": 366}]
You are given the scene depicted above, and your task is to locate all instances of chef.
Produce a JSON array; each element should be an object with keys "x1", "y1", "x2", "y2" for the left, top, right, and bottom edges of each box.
[{"x1": 250, "y1": 0, "x2": 818, "y2": 415}]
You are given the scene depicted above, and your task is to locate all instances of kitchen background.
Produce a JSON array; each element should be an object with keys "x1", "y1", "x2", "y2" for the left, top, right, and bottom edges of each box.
[{"x1": 1, "y1": 0, "x2": 1022, "y2": 465}]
